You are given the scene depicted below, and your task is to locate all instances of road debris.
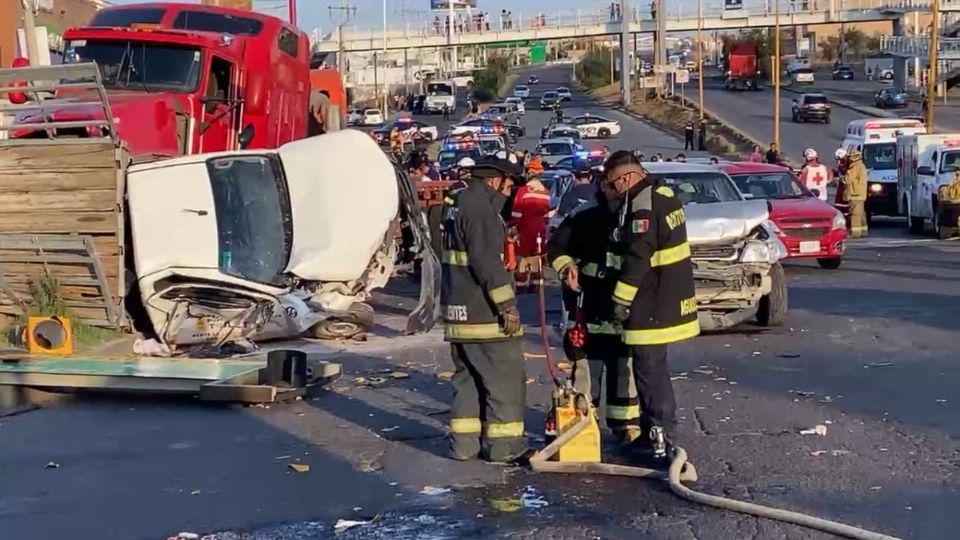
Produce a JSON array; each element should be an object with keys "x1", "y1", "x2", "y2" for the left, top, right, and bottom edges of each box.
[
  {"x1": 288, "y1": 463, "x2": 310, "y2": 473},
  {"x1": 436, "y1": 371, "x2": 454, "y2": 381},
  {"x1": 523, "y1": 352, "x2": 547, "y2": 359},
  {"x1": 171, "y1": 533, "x2": 199, "y2": 540},
  {"x1": 869, "y1": 486, "x2": 882, "y2": 491},
  {"x1": 936, "y1": 399, "x2": 947, "y2": 403},
  {"x1": 45, "y1": 461, "x2": 59, "y2": 469},
  {"x1": 380, "y1": 426, "x2": 400, "y2": 432},
  {"x1": 389, "y1": 372, "x2": 410, "y2": 379},
  {"x1": 777, "y1": 353, "x2": 801, "y2": 359},
  {"x1": 693, "y1": 369, "x2": 714, "y2": 376},
  {"x1": 810, "y1": 450, "x2": 827, "y2": 457},
  {"x1": 333, "y1": 519, "x2": 369, "y2": 533},
  {"x1": 831, "y1": 450, "x2": 851, "y2": 456},
  {"x1": 420, "y1": 486, "x2": 452, "y2": 496},
  {"x1": 490, "y1": 497, "x2": 522, "y2": 513},
  {"x1": 520, "y1": 487, "x2": 549, "y2": 509},
  {"x1": 864, "y1": 362, "x2": 895, "y2": 369},
  {"x1": 671, "y1": 375, "x2": 689, "y2": 381},
  {"x1": 190, "y1": 489, "x2": 202, "y2": 496},
  {"x1": 790, "y1": 390, "x2": 816, "y2": 398},
  {"x1": 799, "y1": 425, "x2": 828, "y2": 436},
  {"x1": 556, "y1": 362, "x2": 572, "y2": 371}
]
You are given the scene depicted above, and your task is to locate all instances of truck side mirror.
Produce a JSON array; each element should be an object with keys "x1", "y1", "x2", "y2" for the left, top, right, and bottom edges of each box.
[
  {"x1": 917, "y1": 165, "x2": 934, "y2": 176},
  {"x1": 238, "y1": 124, "x2": 255, "y2": 149}
]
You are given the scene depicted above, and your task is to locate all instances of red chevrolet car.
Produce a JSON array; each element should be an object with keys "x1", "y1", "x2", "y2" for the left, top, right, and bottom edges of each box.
[{"x1": 722, "y1": 162, "x2": 848, "y2": 269}]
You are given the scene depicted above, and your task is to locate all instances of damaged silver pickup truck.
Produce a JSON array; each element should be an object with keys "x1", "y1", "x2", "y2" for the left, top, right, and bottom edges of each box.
[{"x1": 649, "y1": 163, "x2": 789, "y2": 331}]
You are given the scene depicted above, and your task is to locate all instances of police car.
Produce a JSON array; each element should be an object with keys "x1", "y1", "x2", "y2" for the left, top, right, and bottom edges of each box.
[
  {"x1": 569, "y1": 114, "x2": 621, "y2": 139},
  {"x1": 535, "y1": 138, "x2": 587, "y2": 168},
  {"x1": 372, "y1": 118, "x2": 439, "y2": 146},
  {"x1": 545, "y1": 125, "x2": 582, "y2": 143},
  {"x1": 437, "y1": 139, "x2": 483, "y2": 177},
  {"x1": 552, "y1": 148, "x2": 608, "y2": 171},
  {"x1": 449, "y1": 117, "x2": 508, "y2": 137}
]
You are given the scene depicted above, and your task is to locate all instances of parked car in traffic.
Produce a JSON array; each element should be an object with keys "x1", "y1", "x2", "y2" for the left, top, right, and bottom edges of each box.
[
  {"x1": 723, "y1": 162, "x2": 847, "y2": 269},
  {"x1": 832, "y1": 65, "x2": 854, "y2": 80},
  {"x1": 505, "y1": 96, "x2": 526, "y2": 115},
  {"x1": 791, "y1": 93, "x2": 831, "y2": 124},
  {"x1": 535, "y1": 138, "x2": 585, "y2": 168},
  {"x1": 513, "y1": 85, "x2": 530, "y2": 99},
  {"x1": 540, "y1": 91, "x2": 561, "y2": 109},
  {"x1": 791, "y1": 68, "x2": 815, "y2": 85},
  {"x1": 362, "y1": 108, "x2": 384, "y2": 125},
  {"x1": 528, "y1": 75, "x2": 540, "y2": 85},
  {"x1": 569, "y1": 114, "x2": 621, "y2": 139},
  {"x1": 556, "y1": 86, "x2": 573, "y2": 101},
  {"x1": 875, "y1": 87, "x2": 909, "y2": 109}
]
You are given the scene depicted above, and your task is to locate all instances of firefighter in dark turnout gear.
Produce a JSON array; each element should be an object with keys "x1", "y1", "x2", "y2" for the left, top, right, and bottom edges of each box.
[
  {"x1": 546, "y1": 183, "x2": 642, "y2": 442},
  {"x1": 441, "y1": 154, "x2": 529, "y2": 463},
  {"x1": 603, "y1": 151, "x2": 700, "y2": 466}
]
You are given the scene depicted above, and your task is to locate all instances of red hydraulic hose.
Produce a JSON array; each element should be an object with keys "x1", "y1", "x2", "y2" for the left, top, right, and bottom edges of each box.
[{"x1": 535, "y1": 234, "x2": 562, "y2": 387}]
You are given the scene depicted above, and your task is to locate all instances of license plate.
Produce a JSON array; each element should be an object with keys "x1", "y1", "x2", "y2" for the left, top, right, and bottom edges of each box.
[{"x1": 799, "y1": 241, "x2": 821, "y2": 254}]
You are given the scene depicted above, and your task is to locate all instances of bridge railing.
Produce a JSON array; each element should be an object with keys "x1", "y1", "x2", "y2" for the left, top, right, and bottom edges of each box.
[
  {"x1": 325, "y1": 0, "x2": 931, "y2": 45},
  {"x1": 880, "y1": 35, "x2": 960, "y2": 57}
]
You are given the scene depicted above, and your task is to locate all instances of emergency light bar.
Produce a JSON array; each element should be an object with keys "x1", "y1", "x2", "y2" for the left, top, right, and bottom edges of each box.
[
  {"x1": 864, "y1": 120, "x2": 923, "y2": 129},
  {"x1": 588, "y1": 150, "x2": 605, "y2": 157},
  {"x1": 576, "y1": 151, "x2": 589, "y2": 158},
  {"x1": 479, "y1": 126, "x2": 505, "y2": 134},
  {"x1": 444, "y1": 142, "x2": 476, "y2": 150}
]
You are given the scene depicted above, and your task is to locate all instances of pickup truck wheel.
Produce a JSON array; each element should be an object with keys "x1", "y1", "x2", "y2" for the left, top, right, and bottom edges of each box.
[
  {"x1": 311, "y1": 302, "x2": 375, "y2": 340},
  {"x1": 756, "y1": 262, "x2": 788, "y2": 327},
  {"x1": 908, "y1": 215, "x2": 925, "y2": 234},
  {"x1": 817, "y1": 257, "x2": 842, "y2": 270}
]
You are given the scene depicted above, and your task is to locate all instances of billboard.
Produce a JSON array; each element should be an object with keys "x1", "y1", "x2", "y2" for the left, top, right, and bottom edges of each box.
[{"x1": 431, "y1": 1, "x2": 478, "y2": 9}]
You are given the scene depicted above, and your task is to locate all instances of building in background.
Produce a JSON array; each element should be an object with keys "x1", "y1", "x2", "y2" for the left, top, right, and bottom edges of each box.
[{"x1": 1, "y1": 0, "x2": 106, "y2": 66}]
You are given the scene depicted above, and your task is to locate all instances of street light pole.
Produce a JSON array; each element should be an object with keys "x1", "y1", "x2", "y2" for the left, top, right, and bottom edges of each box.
[
  {"x1": 697, "y1": 0, "x2": 703, "y2": 120},
  {"x1": 620, "y1": 0, "x2": 631, "y2": 106},
  {"x1": 773, "y1": 0, "x2": 781, "y2": 150},
  {"x1": 926, "y1": 0, "x2": 941, "y2": 133}
]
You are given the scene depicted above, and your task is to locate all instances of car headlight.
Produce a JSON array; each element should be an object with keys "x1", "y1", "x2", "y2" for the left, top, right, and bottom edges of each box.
[
  {"x1": 740, "y1": 240, "x2": 771, "y2": 263},
  {"x1": 869, "y1": 183, "x2": 883, "y2": 193},
  {"x1": 832, "y1": 210, "x2": 846, "y2": 230}
]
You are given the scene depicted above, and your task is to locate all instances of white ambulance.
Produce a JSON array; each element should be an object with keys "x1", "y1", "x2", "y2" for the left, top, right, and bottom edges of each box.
[
  {"x1": 841, "y1": 118, "x2": 926, "y2": 218},
  {"x1": 896, "y1": 133, "x2": 960, "y2": 236}
]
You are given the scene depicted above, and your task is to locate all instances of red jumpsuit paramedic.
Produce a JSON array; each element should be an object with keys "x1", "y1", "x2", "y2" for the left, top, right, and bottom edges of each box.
[{"x1": 510, "y1": 169, "x2": 553, "y2": 293}]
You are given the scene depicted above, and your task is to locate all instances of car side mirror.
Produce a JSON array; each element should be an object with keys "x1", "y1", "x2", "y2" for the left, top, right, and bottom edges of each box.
[
  {"x1": 238, "y1": 124, "x2": 255, "y2": 149},
  {"x1": 917, "y1": 165, "x2": 934, "y2": 176},
  {"x1": 811, "y1": 188, "x2": 821, "y2": 198}
]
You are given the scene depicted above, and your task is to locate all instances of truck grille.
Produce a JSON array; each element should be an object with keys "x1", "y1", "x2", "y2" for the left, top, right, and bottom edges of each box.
[
  {"x1": 784, "y1": 227, "x2": 829, "y2": 240},
  {"x1": 691, "y1": 245, "x2": 738, "y2": 260}
]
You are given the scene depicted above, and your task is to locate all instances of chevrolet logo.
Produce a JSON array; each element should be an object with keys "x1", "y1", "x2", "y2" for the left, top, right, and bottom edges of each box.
[{"x1": 802, "y1": 223, "x2": 812, "y2": 228}]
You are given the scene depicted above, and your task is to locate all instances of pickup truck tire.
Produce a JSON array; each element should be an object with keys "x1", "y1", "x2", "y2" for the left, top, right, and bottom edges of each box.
[
  {"x1": 756, "y1": 262, "x2": 788, "y2": 327},
  {"x1": 816, "y1": 257, "x2": 842, "y2": 269},
  {"x1": 311, "y1": 302, "x2": 375, "y2": 340},
  {"x1": 908, "y1": 215, "x2": 925, "y2": 235}
]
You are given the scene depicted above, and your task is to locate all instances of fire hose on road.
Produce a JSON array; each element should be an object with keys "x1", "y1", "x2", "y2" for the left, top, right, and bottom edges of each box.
[{"x1": 528, "y1": 243, "x2": 903, "y2": 540}]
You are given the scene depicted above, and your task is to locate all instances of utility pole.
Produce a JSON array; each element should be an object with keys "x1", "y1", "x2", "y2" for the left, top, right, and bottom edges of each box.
[
  {"x1": 382, "y1": 0, "x2": 388, "y2": 114},
  {"x1": 447, "y1": 0, "x2": 456, "y2": 75},
  {"x1": 697, "y1": 0, "x2": 703, "y2": 119},
  {"x1": 620, "y1": 0, "x2": 631, "y2": 106},
  {"x1": 18, "y1": 0, "x2": 40, "y2": 66},
  {"x1": 927, "y1": 0, "x2": 941, "y2": 133},
  {"x1": 773, "y1": 0, "x2": 781, "y2": 150},
  {"x1": 328, "y1": 2, "x2": 357, "y2": 77}
]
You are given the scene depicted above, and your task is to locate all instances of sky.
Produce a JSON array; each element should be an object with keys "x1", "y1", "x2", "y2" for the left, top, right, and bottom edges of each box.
[{"x1": 106, "y1": 0, "x2": 634, "y2": 33}]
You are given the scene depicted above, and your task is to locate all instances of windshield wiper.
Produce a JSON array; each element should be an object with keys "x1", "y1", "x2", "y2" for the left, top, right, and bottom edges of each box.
[{"x1": 770, "y1": 194, "x2": 806, "y2": 199}]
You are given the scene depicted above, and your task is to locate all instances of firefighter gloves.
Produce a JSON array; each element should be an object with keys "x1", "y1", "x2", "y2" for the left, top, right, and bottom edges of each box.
[
  {"x1": 613, "y1": 303, "x2": 630, "y2": 323},
  {"x1": 500, "y1": 305, "x2": 522, "y2": 336}
]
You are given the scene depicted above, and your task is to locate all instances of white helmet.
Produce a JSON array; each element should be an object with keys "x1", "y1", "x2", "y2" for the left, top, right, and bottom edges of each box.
[
  {"x1": 834, "y1": 148, "x2": 847, "y2": 160},
  {"x1": 495, "y1": 150, "x2": 519, "y2": 165},
  {"x1": 803, "y1": 148, "x2": 818, "y2": 160},
  {"x1": 457, "y1": 157, "x2": 476, "y2": 168}
]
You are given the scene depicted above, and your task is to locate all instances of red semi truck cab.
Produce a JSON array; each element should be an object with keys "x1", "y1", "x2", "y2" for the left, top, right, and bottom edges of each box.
[
  {"x1": 724, "y1": 43, "x2": 760, "y2": 91},
  {"x1": 11, "y1": 2, "x2": 311, "y2": 158}
]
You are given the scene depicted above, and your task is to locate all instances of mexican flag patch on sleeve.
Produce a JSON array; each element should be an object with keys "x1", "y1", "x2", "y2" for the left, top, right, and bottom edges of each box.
[{"x1": 631, "y1": 219, "x2": 650, "y2": 233}]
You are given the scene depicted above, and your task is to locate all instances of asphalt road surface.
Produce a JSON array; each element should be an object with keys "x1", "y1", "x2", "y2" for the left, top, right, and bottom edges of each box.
[{"x1": 2, "y1": 66, "x2": 960, "y2": 540}]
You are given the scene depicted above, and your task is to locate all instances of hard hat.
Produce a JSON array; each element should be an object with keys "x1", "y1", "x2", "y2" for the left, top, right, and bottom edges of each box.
[
  {"x1": 457, "y1": 157, "x2": 476, "y2": 168},
  {"x1": 834, "y1": 148, "x2": 847, "y2": 159},
  {"x1": 803, "y1": 148, "x2": 818, "y2": 160}
]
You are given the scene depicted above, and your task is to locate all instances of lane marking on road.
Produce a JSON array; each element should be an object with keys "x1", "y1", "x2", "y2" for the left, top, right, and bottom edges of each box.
[{"x1": 848, "y1": 237, "x2": 960, "y2": 249}]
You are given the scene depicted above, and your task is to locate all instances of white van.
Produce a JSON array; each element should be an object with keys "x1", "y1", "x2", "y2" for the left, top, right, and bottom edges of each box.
[
  {"x1": 897, "y1": 133, "x2": 960, "y2": 236},
  {"x1": 841, "y1": 118, "x2": 926, "y2": 217},
  {"x1": 425, "y1": 80, "x2": 457, "y2": 114}
]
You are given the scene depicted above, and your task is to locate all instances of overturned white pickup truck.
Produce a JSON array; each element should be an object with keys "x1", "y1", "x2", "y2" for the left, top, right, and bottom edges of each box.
[
  {"x1": 647, "y1": 163, "x2": 789, "y2": 331},
  {"x1": 127, "y1": 130, "x2": 438, "y2": 349}
]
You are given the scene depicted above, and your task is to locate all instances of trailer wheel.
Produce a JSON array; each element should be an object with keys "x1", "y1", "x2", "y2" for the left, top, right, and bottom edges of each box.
[
  {"x1": 311, "y1": 302, "x2": 375, "y2": 340},
  {"x1": 756, "y1": 263, "x2": 788, "y2": 327}
]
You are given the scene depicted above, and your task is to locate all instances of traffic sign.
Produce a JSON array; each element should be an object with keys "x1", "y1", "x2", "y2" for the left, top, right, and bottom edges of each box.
[{"x1": 675, "y1": 69, "x2": 690, "y2": 84}]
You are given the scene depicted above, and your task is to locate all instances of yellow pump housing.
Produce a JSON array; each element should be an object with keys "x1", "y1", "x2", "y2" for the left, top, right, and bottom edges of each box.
[{"x1": 549, "y1": 387, "x2": 602, "y2": 463}]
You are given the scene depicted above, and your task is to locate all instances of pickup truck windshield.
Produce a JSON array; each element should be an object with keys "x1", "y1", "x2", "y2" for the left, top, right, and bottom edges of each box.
[
  {"x1": 64, "y1": 39, "x2": 202, "y2": 92},
  {"x1": 941, "y1": 150, "x2": 960, "y2": 172},
  {"x1": 656, "y1": 171, "x2": 744, "y2": 205},
  {"x1": 207, "y1": 156, "x2": 292, "y2": 286},
  {"x1": 730, "y1": 172, "x2": 808, "y2": 199},
  {"x1": 427, "y1": 83, "x2": 454, "y2": 96},
  {"x1": 862, "y1": 143, "x2": 897, "y2": 170},
  {"x1": 538, "y1": 143, "x2": 573, "y2": 156}
]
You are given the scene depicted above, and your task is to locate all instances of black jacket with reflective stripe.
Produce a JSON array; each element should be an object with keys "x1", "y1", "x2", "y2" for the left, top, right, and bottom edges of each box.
[
  {"x1": 612, "y1": 182, "x2": 700, "y2": 345},
  {"x1": 546, "y1": 202, "x2": 620, "y2": 328},
  {"x1": 440, "y1": 180, "x2": 519, "y2": 342}
]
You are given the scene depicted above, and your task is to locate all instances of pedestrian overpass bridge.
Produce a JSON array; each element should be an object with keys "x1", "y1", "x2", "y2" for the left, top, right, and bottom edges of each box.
[{"x1": 312, "y1": 0, "x2": 952, "y2": 54}]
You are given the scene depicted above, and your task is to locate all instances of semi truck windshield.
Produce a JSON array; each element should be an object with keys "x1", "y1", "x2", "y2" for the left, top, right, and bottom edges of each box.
[{"x1": 63, "y1": 39, "x2": 202, "y2": 92}]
